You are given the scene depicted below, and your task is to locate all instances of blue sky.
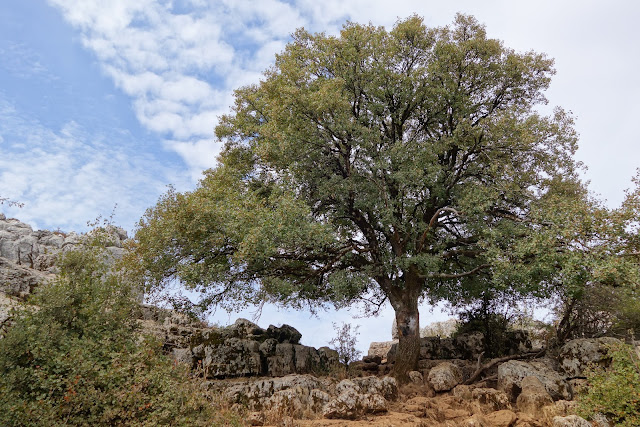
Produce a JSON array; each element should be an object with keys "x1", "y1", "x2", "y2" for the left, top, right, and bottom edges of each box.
[{"x1": 1, "y1": 0, "x2": 639, "y2": 351}]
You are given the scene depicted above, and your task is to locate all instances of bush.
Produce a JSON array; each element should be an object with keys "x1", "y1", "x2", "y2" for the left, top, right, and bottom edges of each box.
[
  {"x1": 0, "y1": 241, "x2": 243, "y2": 426},
  {"x1": 577, "y1": 342, "x2": 640, "y2": 427},
  {"x1": 328, "y1": 322, "x2": 362, "y2": 366}
]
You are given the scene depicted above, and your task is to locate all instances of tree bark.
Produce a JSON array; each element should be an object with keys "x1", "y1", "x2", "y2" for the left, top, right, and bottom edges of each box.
[{"x1": 389, "y1": 276, "x2": 421, "y2": 383}]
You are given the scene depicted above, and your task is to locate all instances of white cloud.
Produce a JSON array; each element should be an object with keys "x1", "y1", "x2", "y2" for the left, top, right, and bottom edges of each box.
[{"x1": 0, "y1": 97, "x2": 173, "y2": 233}]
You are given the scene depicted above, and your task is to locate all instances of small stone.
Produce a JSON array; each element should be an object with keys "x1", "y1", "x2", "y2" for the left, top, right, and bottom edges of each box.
[{"x1": 408, "y1": 370, "x2": 423, "y2": 384}]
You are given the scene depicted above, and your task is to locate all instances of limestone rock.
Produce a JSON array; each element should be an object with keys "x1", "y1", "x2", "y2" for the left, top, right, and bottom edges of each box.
[
  {"x1": 552, "y1": 415, "x2": 591, "y2": 427},
  {"x1": 322, "y1": 388, "x2": 388, "y2": 419},
  {"x1": 516, "y1": 376, "x2": 554, "y2": 416},
  {"x1": 367, "y1": 340, "x2": 397, "y2": 359},
  {"x1": 408, "y1": 370, "x2": 423, "y2": 384},
  {"x1": 559, "y1": 337, "x2": 621, "y2": 377},
  {"x1": 428, "y1": 361, "x2": 462, "y2": 391},
  {"x1": 0, "y1": 216, "x2": 128, "y2": 299},
  {"x1": 485, "y1": 409, "x2": 517, "y2": 427},
  {"x1": 471, "y1": 387, "x2": 511, "y2": 412},
  {"x1": 498, "y1": 359, "x2": 571, "y2": 401}
]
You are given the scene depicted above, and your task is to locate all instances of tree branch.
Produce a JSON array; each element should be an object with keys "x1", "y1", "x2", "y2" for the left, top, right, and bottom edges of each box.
[{"x1": 424, "y1": 263, "x2": 490, "y2": 279}]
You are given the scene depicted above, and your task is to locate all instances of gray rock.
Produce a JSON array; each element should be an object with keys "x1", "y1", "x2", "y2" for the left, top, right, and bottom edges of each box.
[
  {"x1": 428, "y1": 361, "x2": 463, "y2": 391},
  {"x1": 498, "y1": 359, "x2": 571, "y2": 401},
  {"x1": 516, "y1": 376, "x2": 554, "y2": 415},
  {"x1": 322, "y1": 388, "x2": 388, "y2": 419},
  {"x1": 559, "y1": 337, "x2": 621, "y2": 377}
]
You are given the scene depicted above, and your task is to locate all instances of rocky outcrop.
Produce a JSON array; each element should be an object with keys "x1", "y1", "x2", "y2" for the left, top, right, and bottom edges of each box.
[
  {"x1": 428, "y1": 361, "x2": 463, "y2": 391},
  {"x1": 170, "y1": 318, "x2": 339, "y2": 379},
  {"x1": 498, "y1": 359, "x2": 572, "y2": 401},
  {"x1": 0, "y1": 214, "x2": 127, "y2": 298},
  {"x1": 516, "y1": 376, "x2": 554, "y2": 415},
  {"x1": 222, "y1": 374, "x2": 398, "y2": 421},
  {"x1": 379, "y1": 331, "x2": 532, "y2": 363},
  {"x1": 558, "y1": 337, "x2": 621, "y2": 377}
]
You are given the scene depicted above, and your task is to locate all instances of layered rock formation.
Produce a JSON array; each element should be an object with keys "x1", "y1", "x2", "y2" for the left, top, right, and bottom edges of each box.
[
  {"x1": 0, "y1": 214, "x2": 127, "y2": 298},
  {"x1": 171, "y1": 318, "x2": 340, "y2": 378}
]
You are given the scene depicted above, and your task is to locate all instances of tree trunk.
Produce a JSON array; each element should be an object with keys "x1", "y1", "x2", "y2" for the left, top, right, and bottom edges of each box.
[{"x1": 389, "y1": 282, "x2": 421, "y2": 383}]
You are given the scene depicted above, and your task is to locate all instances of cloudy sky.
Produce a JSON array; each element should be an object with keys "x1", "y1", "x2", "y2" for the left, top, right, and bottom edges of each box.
[{"x1": 1, "y1": 0, "x2": 638, "y2": 351}]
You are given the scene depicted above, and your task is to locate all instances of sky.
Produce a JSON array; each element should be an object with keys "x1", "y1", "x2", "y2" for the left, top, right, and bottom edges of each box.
[{"x1": 1, "y1": 0, "x2": 639, "y2": 353}]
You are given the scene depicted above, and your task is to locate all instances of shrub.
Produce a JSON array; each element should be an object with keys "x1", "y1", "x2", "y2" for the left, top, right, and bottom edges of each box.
[
  {"x1": 0, "y1": 240, "x2": 243, "y2": 426},
  {"x1": 577, "y1": 342, "x2": 640, "y2": 427},
  {"x1": 328, "y1": 322, "x2": 362, "y2": 366}
]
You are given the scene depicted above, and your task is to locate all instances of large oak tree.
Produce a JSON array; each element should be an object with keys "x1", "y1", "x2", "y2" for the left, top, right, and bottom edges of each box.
[{"x1": 133, "y1": 15, "x2": 593, "y2": 379}]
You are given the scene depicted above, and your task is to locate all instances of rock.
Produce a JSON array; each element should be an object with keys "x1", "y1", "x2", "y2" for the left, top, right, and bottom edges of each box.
[
  {"x1": 0, "y1": 216, "x2": 128, "y2": 299},
  {"x1": 408, "y1": 370, "x2": 423, "y2": 384},
  {"x1": 266, "y1": 324, "x2": 302, "y2": 344},
  {"x1": 351, "y1": 376, "x2": 398, "y2": 401},
  {"x1": 182, "y1": 319, "x2": 338, "y2": 378},
  {"x1": 559, "y1": 337, "x2": 622, "y2": 377},
  {"x1": 516, "y1": 376, "x2": 554, "y2": 416},
  {"x1": 461, "y1": 414, "x2": 491, "y2": 426},
  {"x1": 322, "y1": 388, "x2": 387, "y2": 419},
  {"x1": 552, "y1": 415, "x2": 591, "y2": 427},
  {"x1": 224, "y1": 374, "x2": 329, "y2": 409},
  {"x1": 471, "y1": 387, "x2": 511, "y2": 412},
  {"x1": 452, "y1": 384, "x2": 473, "y2": 400},
  {"x1": 247, "y1": 412, "x2": 265, "y2": 426},
  {"x1": 367, "y1": 340, "x2": 397, "y2": 359},
  {"x1": 485, "y1": 409, "x2": 517, "y2": 427},
  {"x1": 171, "y1": 347, "x2": 195, "y2": 366},
  {"x1": 362, "y1": 354, "x2": 382, "y2": 364},
  {"x1": 428, "y1": 361, "x2": 462, "y2": 391},
  {"x1": 498, "y1": 360, "x2": 571, "y2": 401},
  {"x1": 321, "y1": 376, "x2": 396, "y2": 420}
]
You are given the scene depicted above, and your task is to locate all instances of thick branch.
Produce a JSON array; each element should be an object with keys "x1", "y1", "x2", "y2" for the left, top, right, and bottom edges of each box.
[{"x1": 464, "y1": 348, "x2": 547, "y2": 385}]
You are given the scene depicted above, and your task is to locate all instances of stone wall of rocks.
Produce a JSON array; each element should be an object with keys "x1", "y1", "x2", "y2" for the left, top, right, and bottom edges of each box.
[
  {"x1": 170, "y1": 318, "x2": 340, "y2": 378},
  {"x1": 369, "y1": 330, "x2": 532, "y2": 364}
]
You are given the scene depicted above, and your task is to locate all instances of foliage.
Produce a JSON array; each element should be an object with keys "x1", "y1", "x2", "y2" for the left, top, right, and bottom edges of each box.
[
  {"x1": 131, "y1": 14, "x2": 632, "y2": 378},
  {"x1": 578, "y1": 342, "x2": 640, "y2": 427},
  {"x1": 329, "y1": 322, "x2": 362, "y2": 366},
  {"x1": 452, "y1": 296, "x2": 516, "y2": 357},
  {"x1": 0, "y1": 240, "x2": 243, "y2": 426}
]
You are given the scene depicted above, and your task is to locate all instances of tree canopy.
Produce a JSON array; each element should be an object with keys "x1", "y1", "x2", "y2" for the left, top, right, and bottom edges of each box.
[{"x1": 132, "y1": 14, "x2": 638, "y2": 379}]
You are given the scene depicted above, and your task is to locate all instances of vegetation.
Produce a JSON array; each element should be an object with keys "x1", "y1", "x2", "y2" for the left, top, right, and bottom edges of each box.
[
  {"x1": 130, "y1": 14, "x2": 640, "y2": 380},
  {"x1": 329, "y1": 322, "x2": 362, "y2": 366},
  {"x1": 578, "y1": 342, "x2": 640, "y2": 426},
  {"x1": 0, "y1": 235, "x2": 243, "y2": 426}
]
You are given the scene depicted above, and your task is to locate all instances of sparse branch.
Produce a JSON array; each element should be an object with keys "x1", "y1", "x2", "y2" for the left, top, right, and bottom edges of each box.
[{"x1": 423, "y1": 263, "x2": 490, "y2": 279}]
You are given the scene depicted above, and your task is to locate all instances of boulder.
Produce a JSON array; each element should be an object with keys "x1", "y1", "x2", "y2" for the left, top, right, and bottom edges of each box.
[
  {"x1": 498, "y1": 359, "x2": 571, "y2": 401},
  {"x1": 0, "y1": 216, "x2": 128, "y2": 299},
  {"x1": 516, "y1": 376, "x2": 553, "y2": 416},
  {"x1": 485, "y1": 410, "x2": 517, "y2": 427},
  {"x1": 428, "y1": 361, "x2": 463, "y2": 391},
  {"x1": 471, "y1": 387, "x2": 511, "y2": 412},
  {"x1": 559, "y1": 337, "x2": 621, "y2": 377},
  {"x1": 367, "y1": 340, "x2": 396, "y2": 359},
  {"x1": 322, "y1": 388, "x2": 387, "y2": 419}
]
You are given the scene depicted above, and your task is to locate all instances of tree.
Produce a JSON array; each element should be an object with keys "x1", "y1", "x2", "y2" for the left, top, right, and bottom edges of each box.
[{"x1": 133, "y1": 14, "x2": 590, "y2": 380}]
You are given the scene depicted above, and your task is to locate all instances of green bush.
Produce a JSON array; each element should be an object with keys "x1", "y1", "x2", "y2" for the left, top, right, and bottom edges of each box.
[
  {"x1": 0, "y1": 241, "x2": 244, "y2": 426},
  {"x1": 577, "y1": 342, "x2": 640, "y2": 427}
]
